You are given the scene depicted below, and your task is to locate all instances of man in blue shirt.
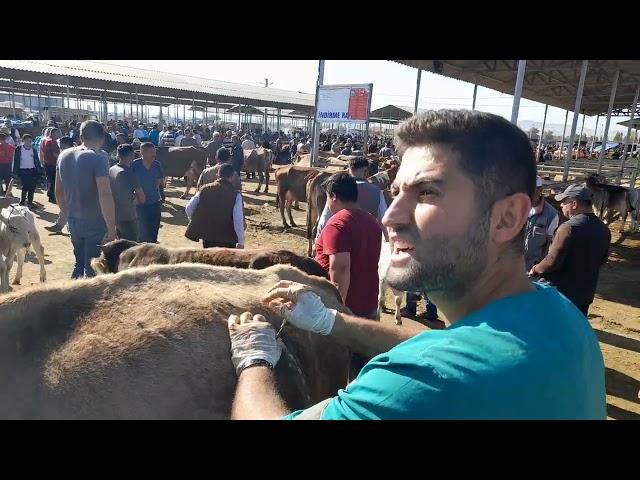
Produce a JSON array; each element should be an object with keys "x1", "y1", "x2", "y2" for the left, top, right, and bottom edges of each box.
[
  {"x1": 148, "y1": 125, "x2": 160, "y2": 146},
  {"x1": 225, "y1": 110, "x2": 606, "y2": 420},
  {"x1": 131, "y1": 142, "x2": 164, "y2": 243}
]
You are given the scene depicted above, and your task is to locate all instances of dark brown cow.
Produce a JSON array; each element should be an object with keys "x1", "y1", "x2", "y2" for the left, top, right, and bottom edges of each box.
[
  {"x1": 275, "y1": 165, "x2": 323, "y2": 229},
  {"x1": 156, "y1": 146, "x2": 208, "y2": 198},
  {"x1": 0, "y1": 264, "x2": 350, "y2": 419},
  {"x1": 243, "y1": 148, "x2": 273, "y2": 193},
  {"x1": 91, "y1": 239, "x2": 329, "y2": 279}
]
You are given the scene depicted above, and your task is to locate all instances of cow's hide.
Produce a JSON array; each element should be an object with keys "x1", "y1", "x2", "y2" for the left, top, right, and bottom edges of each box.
[
  {"x1": 0, "y1": 264, "x2": 351, "y2": 419},
  {"x1": 156, "y1": 146, "x2": 207, "y2": 178}
]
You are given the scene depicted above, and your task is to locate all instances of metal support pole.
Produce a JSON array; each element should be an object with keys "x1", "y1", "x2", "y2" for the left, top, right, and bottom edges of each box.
[
  {"x1": 576, "y1": 112, "x2": 586, "y2": 153},
  {"x1": 598, "y1": 69, "x2": 620, "y2": 174},
  {"x1": 277, "y1": 108, "x2": 281, "y2": 133},
  {"x1": 183, "y1": 103, "x2": 186, "y2": 126},
  {"x1": 192, "y1": 98, "x2": 196, "y2": 124},
  {"x1": 510, "y1": 60, "x2": 527, "y2": 124},
  {"x1": 537, "y1": 104, "x2": 548, "y2": 161},
  {"x1": 37, "y1": 82, "x2": 41, "y2": 118},
  {"x1": 66, "y1": 78, "x2": 71, "y2": 121},
  {"x1": 559, "y1": 110, "x2": 569, "y2": 163},
  {"x1": 135, "y1": 88, "x2": 139, "y2": 121},
  {"x1": 590, "y1": 115, "x2": 600, "y2": 152},
  {"x1": 472, "y1": 83, "x2": 478, "y2": 111},
  {"x1": 563, "y1": 60, "x2": 588, "y2": 182},
  {"x1": 175, "y1": 98, "x2": 178, "y2": 125},
  {"x1": 413, "y1": 69, "x2": 421, "y2": 114},
  {"x1": 311, "y1": 60, "x2": 326, "y2": 167},
  {"x1": 619, "y1": 85, "x2": 640, "y2": 183},
  {"x1": 10, "y1": 79, "x2": 16, "y2": 118}
]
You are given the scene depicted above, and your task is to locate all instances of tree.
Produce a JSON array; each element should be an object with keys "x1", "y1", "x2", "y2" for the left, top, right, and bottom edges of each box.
[
  {"x1": 528, "y1": 126, "x2": 540, "y2": 139},
  {"x1": 543, "y1": 130, "x2": 555, "y2": 141},
  {"x1": 613, "y1": 131, "x2": 624, "y2": 142}
]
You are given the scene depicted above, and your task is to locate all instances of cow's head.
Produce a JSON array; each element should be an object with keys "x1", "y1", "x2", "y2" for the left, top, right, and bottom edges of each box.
[
  {"x1": 0, "y1": 207, "x2": 31, "y2": 249},
  {"x1": 92, "y1": 238, "x2": 140, "y2": 274}
]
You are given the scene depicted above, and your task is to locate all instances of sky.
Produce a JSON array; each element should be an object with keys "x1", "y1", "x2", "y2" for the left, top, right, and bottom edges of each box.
[{"x1": 99, "y1": 60, "x2": 633, "y2": 138}]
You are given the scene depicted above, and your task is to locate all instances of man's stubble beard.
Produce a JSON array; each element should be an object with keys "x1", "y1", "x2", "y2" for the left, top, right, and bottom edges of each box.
[{"x1": 385, "y1": 209, "x2": 491, "y2": 296}]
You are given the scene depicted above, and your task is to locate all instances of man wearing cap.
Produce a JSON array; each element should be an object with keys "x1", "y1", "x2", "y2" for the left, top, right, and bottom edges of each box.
[
  {"x1": 529, "y1": 183, "x2": 611, "y2": 316},
  {"x1": 524, "y1": 176, "x2": 560, "y2": 271}
]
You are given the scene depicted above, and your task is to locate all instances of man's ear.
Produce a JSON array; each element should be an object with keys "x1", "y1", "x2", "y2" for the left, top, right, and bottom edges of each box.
[{"x1": 490, "y1": 193, "x2": 531, "y2": 245}]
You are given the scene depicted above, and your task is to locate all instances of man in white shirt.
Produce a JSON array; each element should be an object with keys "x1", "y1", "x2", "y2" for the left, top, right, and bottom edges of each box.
[
  {"x1": 4, "y1": 120, "x2": 21, "y2": 147},
  {"x1": 185, "y1": 163, "x2": 245, "y2": 249},
  {"x1": 241, "y1": 134, "x2": 256, "y2": 151},
  {"x1": 174, "y1": 130, "x2": 185, "y2": 148},
  {"x1": 13, "y1": 134, "x2": 41, "y2": 208}
]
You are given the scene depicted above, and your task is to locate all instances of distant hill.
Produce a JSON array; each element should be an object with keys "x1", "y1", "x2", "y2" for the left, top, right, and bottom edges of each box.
[{"x1": 517, "y1": 119, "x2": 627, "y2": 137}]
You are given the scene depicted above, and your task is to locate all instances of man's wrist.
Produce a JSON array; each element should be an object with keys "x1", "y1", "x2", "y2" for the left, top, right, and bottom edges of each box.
[{"x1": 237, "y1": 358, "x2": 274, "y2": 376}]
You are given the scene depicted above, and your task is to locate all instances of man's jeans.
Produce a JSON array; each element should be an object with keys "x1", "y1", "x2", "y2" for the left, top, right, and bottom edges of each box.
[
  {"x1": 68, "y1": 217, "x2": 106, "y2": 279},
  {"x1": 136, "y1": 202, "x2": 161, "y2": 243}
]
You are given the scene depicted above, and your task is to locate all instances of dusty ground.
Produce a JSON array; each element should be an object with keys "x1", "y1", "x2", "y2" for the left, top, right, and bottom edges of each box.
[{"x1": 6, "y1": 176, "x2": 640, "y2": 420}]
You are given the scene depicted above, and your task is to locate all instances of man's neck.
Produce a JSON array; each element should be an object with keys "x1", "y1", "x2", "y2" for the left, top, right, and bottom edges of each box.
[
  {"x1": 141, "y1": 156, "x2": 153, "y2": 165},
  {"x1": 429, "y1": 254, "x2": 535, "y2": 325}
]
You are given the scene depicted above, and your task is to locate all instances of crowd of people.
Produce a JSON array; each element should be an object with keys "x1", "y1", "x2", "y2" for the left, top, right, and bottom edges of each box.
[{"x1": 2, "y1": 108, "x2": 616, "y2": 419}]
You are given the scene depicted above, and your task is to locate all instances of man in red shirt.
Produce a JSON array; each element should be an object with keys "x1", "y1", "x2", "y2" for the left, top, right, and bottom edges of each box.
[
  {"x1": 315, "y1": 171, "x2": 383, "y2": 378},
  {"x1": 0, "y1": 132, "x2": 15, "y2": 196},
  {"x1": 41, "y1": 128, "x2": 61, "y2": 203}
]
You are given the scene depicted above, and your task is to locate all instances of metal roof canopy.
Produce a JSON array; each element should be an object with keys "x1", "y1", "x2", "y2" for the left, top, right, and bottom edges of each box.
[
  {"x1": 0, "y1": 60, "x2": 315, "y2": 113},
  {"x1": 618, "y1": 118, "x2": 640, "y2": 129},
  {"x1": 225, "y1": 105, "x2": 266, "y2": 115},
  {"x1": 395, "y1": 60, "x2": 640, "y2": 116},
  {"x1": 370, "y1": 105, "x2": 414, "y2": 122}
]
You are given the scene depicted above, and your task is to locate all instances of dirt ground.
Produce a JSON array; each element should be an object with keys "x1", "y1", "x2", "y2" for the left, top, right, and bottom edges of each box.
[{"x1": 6, "y1": 176, "x2": 640, "y2": 420}]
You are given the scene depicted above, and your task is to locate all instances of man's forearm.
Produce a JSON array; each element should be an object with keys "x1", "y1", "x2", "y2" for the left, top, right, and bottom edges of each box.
[
  {"x1": 55, "y1": 178, "x2": 66, "y2": 217},
  {"x1": 329, "y1": 312, "x2": 424, "y2": 360},
  {"x1": 330, "y1": 268, "x2": 350, "y2": 302},
  {"x1": 231, "y1": 366, "x2": 290, "y2": 420},
  {"x1": 98, "y1": 192, "x2": 117, "y2": 234}
]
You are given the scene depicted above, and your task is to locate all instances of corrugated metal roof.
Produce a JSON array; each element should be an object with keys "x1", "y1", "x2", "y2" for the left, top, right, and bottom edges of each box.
[
  {"x1": 0, "y1": 60, "x2": 315, "y2": 110},
  {"x1": 394, "y1": 60, "x2": 640, "y2": 116}
]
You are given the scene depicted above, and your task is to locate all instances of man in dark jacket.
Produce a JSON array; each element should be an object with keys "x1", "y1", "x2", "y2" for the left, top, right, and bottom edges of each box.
[
  {"x1": 184, "y1": 163, "x2": 245, "y2": 249},
  {"x1": 230, "y1": 135, "x2": 244, "y2": 176},
  {"x1": 530, "y1": 184, "x2": 611, "y2": 316},
  {"x1": 12, "y1": 134, "x2": 42, "y2": 208}
]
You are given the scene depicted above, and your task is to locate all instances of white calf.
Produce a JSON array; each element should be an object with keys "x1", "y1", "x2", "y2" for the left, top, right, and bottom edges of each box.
[
  {"x1": 0, "y1": 206, "x2": 46, "y2": 292},
  {"x1": 378, "y1": 240, "x2": 404, "y2": 325}
]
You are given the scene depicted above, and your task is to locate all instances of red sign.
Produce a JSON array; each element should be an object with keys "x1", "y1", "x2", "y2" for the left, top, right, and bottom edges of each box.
[{"x1": 347, "y1": 88, "x2": 369, "y2": 121}]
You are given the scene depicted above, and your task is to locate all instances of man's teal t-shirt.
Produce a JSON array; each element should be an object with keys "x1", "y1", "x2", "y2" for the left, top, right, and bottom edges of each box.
[{"x1": 284, "y1": 283, "x2": 606, "y2": 420}]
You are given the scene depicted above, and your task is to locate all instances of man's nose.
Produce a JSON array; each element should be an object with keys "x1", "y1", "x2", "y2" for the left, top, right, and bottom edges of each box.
[{"x1": 382, "y1": 193, "x2": 413, "y2": 230}]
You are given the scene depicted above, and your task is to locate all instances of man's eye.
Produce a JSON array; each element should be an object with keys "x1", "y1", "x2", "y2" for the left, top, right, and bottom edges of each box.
[{"x1": 418, "y1": 189, "x2": 437, "y2": 199}]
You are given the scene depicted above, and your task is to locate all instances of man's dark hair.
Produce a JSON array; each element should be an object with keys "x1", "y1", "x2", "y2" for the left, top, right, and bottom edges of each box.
[
  {"x1": 50, "y1": 128, "x2": 61, "y2": 136},
  {"x1": 348, "y1": 156, "x2": 369, "y2": 171},
  {"x1": 218, "y1": 163, "x2": 235, "y2": 179},
  {"x1": 140, "y1": 141, "x2": 155, "y2": 151},
  {"x1": 117, "y1": 143, "x2": 135, "y2": 158},
  {"x1": 395, "y1": 110, "x2": 536, "y2": 205},
  {"x1": 216, "y1": 147, "x2": 231, "y2": 162},
  {"x1": 385, "y1": 141, "x2": 391, "y2": 147},
  {"x1": 323, "y1": 171, "x2": 358, "y2": 203},
  {"x1": 59, "y1": 136, "x2": 74, "y2": 148},
  {"x1": 80, "y1": 120, "x2": 105, "y2": 142},
  {"x1": 22, "y1": 133, "x2": 32, "y2": 140},
  {"x1": 395, "y1": 109, "x2": 537, "y2": 251},
  {"x1": 0, "y1": 132, "x2": 7, "y2": 140}
]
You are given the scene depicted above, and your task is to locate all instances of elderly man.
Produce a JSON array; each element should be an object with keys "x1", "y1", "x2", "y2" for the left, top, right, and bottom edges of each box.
[
  {"x1": 224, "y1": 110, "x2": 606, "y2": 420},
  {"x1": 530, "y1": 184, "x2": 610, "y2": 316},
  {"x1": 524, "y1": 176, "x2": 559, "y2": 271},
  {"x1": 205, "y1": 132, "x2": 223, "y2": 166},
  {"x1": 197, "y1": 147, "x2": 241, "y2": 191}
]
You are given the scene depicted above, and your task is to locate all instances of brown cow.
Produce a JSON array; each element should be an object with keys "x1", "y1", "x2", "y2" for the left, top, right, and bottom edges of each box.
[
  {"x1": 243, "y1": 148, "x2": 273, "y2": 193},
  {"x1": 91, "y1": 239, "x2": 329, "y2": 279},
  {"x1": 0, "y1": 264, "x2": 350, "y2": 419},
  {"x1": 275, "y1": 165, "x2": 322, "y2": 229},
  {"x1": 156, "y1": 146, "x2": 208, "y2": 199}
]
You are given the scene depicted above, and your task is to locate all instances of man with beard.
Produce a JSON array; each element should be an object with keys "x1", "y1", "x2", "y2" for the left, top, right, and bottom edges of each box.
[
  {"x1": 524, "y1": 176, "x2": 559, "y2": 272},
  {"x1": 222, "y1": 110, "x2": 606, "y2": 420}
]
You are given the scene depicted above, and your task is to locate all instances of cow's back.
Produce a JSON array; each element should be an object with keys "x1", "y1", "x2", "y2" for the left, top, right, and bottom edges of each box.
[
  {"x1": 157, "y1": 146, "x2": 207, "y2": 177},
  {"x1": 0, "y1": 264, "x2": 349, "y2": 419}
]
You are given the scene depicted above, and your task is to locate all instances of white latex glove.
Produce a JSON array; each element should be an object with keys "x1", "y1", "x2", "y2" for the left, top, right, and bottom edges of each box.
[
  {"x1": 228, "y1": 312, "x2": 282, "y2": 375},
  {"x1": 262, "y1": 281, "x2": 337, "y2": 335}
]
